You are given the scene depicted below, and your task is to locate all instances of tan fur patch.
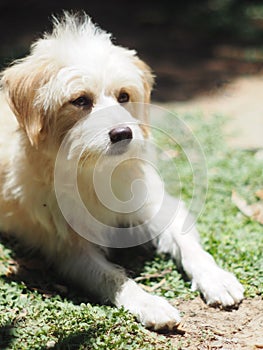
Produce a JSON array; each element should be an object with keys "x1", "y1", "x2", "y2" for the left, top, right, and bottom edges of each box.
[
  {"x1": 133, "y1": 58, "x2": 155, "y2": 104},
  {"x1": 2, "y1": 60, "x2": 59, "y2": 147}
]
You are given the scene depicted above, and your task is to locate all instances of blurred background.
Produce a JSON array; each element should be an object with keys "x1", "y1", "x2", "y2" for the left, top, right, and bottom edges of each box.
[{"x1": 1, "y1": 0, "x2": 263, "y2": 103}]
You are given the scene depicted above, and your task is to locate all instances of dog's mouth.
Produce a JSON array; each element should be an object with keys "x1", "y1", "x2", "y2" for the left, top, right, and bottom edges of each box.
[{"x1": 107, "y1": 126, "x2": 133, "y2": 156}]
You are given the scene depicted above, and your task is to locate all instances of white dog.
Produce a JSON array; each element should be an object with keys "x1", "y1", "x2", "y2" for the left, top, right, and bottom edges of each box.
[{"x1": 0, "y1": 13, "x2": 244, "y2": 330}]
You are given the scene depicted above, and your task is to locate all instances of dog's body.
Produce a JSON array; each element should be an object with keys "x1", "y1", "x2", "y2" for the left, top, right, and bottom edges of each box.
[{"x1": 0, "y1": 13, "x2": 243, "y2": 330}]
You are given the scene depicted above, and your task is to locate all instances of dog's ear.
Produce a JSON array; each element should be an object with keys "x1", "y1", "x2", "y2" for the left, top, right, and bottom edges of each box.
[
  {"x1": 1, "y1": 59, "x2": 51, "y2": 147},
  {"x1": 134, "y1": 58, "x2": 155, "y2": 103},
  {"x1": 133, "y1": 58, "x2": 154, "y2": 133}
]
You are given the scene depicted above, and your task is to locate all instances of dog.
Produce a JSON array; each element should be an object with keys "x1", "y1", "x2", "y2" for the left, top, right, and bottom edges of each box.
[{"x1": 0, "y1": 12, "x2": 244, "y2": 330}]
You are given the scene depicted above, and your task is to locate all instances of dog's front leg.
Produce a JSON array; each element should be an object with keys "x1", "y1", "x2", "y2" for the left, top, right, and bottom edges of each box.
[
  {"x1": 57, "y1": 241, "x2": 180, "y2": 330},
  {"x1": 154, "y1": 195, "x2": 244, "y2": 307}
]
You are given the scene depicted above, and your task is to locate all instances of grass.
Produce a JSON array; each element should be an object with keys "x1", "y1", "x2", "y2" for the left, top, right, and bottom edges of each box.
[{"x1": 0, "y1": 112, "x2": 262, "y2": 349}]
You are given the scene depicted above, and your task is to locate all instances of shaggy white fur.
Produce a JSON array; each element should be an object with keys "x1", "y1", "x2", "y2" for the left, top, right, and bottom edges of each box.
[{"x1": 0, "y1": 13, "x2": 244, "y2": 330}]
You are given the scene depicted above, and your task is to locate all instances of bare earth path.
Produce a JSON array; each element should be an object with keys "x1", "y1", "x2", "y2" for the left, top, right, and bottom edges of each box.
[
  {"x1": 169, "y1": 297, "x2": 263, "y2": 349},
  {"x1": 162, "y1": 75, "x2": 263, "y2": 149}
]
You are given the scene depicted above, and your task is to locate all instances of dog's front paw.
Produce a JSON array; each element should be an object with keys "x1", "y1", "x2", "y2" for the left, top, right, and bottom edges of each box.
[
  {"x1": 192, "y1": 267, "x2": 244, "y2": 308},
  {"x1": 135, "y1": 293, "x2": 181, "y2": 330},
  {"x1": 115, "y1": 280, "x2": 181, "y2": 330}
]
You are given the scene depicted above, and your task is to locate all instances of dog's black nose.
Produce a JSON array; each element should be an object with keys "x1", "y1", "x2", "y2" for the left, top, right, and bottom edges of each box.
[{"x1": 109, "y1": 126, "x2": 133, "y2": 144}]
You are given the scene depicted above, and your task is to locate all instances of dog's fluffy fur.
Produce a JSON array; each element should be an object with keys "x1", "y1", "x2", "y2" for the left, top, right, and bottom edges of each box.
[{"x1": 0, "y1": 13, "x2": 244, "y2": 330}]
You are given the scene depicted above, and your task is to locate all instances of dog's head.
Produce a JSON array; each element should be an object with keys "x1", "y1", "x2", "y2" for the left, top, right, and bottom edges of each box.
[{"x1": 1, "y1": 12, "x2": 154, "y2": 159}]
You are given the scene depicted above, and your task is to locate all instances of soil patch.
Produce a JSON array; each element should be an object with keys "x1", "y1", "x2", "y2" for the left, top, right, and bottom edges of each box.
[{"x1": 169, "y1": 297, "x2": 263, "y2": 350}]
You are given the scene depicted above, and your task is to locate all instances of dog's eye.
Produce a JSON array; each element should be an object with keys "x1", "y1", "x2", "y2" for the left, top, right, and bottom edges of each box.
[
  {"x1": 117, "y1": 92, "x2": 130, "y2": 104},
  {"x1": 71, "y1": 96, "x2": 93, "y2": 108}
]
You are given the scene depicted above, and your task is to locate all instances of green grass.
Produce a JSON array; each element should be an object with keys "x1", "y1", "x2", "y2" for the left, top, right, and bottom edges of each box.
[{"x1": 0, "y1": 113, "x2": 262, "y2": 349}]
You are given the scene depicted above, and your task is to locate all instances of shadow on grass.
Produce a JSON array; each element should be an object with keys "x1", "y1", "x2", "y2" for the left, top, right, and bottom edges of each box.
[
  {"x1": 39, "y1": 328, "x2": 99, "y2": 350},
  {"x1": 0, "y1": 322, "x2": 97, "y2": 350},
  {"x1": 0, "y1": 324, "x2": 15, "y2": 350},
  {"x1": 0, "y1": 232, "x2": 157, "y2": 303}
]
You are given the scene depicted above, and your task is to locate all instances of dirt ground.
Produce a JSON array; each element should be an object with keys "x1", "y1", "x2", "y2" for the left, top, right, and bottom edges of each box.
[
  {"x1": 166, "y1": 297, "x2": 263, "y2": 350},
  {"x1": 161, "y1": 75, "x2": 263, "y2": 150}
]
